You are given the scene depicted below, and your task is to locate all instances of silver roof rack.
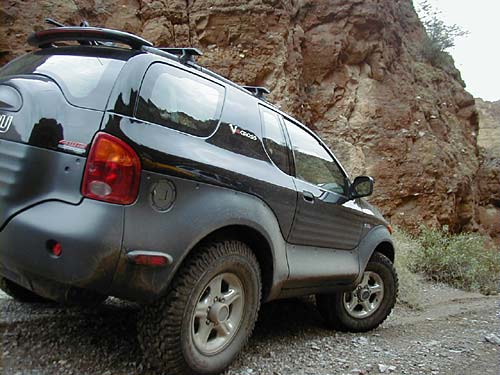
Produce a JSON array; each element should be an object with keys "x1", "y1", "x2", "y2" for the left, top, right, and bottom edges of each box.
[{"x1": 243, "y1": 86, "x2": 270, "y2": 99}]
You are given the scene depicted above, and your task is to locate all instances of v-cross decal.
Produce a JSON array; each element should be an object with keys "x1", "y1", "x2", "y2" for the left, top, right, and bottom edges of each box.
[
  {"x1": 227, "y1": 123, "x2": 257, "y2": 141},
  {"x1": 229, "y1": 123, "x2": 239, "y2": 134}
]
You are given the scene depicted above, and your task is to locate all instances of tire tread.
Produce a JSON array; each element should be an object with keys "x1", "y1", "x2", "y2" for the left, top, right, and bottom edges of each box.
[
  {"x1": 316, "y1": 252, "x2": 398, "y2": 333},
  {"x1": 138, "y1": 240, "x2": 261, "y2": 375}
]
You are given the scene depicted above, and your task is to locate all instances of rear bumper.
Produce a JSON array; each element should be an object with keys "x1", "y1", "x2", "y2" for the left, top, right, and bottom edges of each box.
[{"x1": 0, "y1": 199, "x2": 124, "y2": 301}]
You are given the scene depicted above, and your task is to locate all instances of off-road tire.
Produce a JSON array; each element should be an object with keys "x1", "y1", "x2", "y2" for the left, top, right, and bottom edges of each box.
[
  {"x1": 316, "y1": 252, "x2": 398, "y2": 332},
  {"x1": 0, "y1": 277, "x2": 50, "y2": 303},
  {"x1": 138, "y1": 240, "x2": 261, "y2": 375}
]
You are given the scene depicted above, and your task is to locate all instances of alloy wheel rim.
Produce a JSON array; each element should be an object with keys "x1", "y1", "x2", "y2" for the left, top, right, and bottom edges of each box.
[
  {"x1": 343, "y1": 271, "x2": 384, "y2": 319},
  {"x1": 191, "y1": 272, "x2": 245, "y2": 355}
]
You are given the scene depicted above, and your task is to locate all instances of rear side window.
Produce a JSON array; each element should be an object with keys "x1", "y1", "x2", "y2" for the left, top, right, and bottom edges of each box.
[
  {"x1": 136, "y1": 63, "x2": 225, "y2": 137},
  {"x1": 260, "y1": 106, "x2": 290, "y2": 174},
  {"x1": 0, "y1": 49, "x2": 128, "y2": 110}
]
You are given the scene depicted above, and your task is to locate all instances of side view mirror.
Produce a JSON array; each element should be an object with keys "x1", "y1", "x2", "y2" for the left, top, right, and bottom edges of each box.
[{"x1": 349, "y1": 176, "x2": 374, "y2": 199}]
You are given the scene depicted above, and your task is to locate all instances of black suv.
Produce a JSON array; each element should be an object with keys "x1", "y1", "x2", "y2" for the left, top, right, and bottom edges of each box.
[{"x1": 0, "y1": 26, "x2": 397, "y2": 374}]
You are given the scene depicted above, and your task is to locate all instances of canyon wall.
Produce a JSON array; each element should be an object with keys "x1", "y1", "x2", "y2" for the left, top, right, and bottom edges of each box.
[
  {"x1": 1, "y1": 0, "x2": 495, "y2": 236},
  {"x1": 475, "y1": 99, "x2": 500, "y2": 238},
  {"x1": 476, "y1": 99, "x2": 500, "y2": 154}
]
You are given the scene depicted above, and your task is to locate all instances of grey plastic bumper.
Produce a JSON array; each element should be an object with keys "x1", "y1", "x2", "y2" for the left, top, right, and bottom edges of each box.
[{"x1": 0, "y1": 199, "x2": 124, "y2": 300}]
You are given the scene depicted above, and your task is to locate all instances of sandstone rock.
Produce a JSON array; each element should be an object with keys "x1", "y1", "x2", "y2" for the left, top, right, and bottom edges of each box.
[
  {"x1": 485, "y1": 334, "x2": 500, "y2": 346},
  {"x1": 475, "y1": 99, "x2": 500, "y2": 239},
  {"x1": 377, "y1": 363, "x2": 389, "y2": 373},
  {"x1": 476, "y1": 99, "x2": 500, "y2": 155}
]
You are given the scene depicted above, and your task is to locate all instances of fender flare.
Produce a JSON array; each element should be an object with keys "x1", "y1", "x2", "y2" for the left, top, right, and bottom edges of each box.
[
  {"x1": 354, "y1": 225, "x2": 394, "y2": 285},
  {"x1": 174, "y1": 195, "x2": 290, "y2": 301}
]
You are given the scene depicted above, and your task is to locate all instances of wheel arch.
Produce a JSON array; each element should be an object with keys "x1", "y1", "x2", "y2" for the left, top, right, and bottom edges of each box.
[
  {"x1": 355, "y1": 225, "x2": 395, "y2": 285},
  {"x1": 191, "y1": 224, "x2": 275, "y2": 302},
  {"x1": 372, "y1": 241, "x2": 395, "y2": 263}
]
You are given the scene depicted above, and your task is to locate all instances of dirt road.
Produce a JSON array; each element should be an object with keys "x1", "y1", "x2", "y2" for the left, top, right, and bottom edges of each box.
[{"x1": 0, "y1": 279, "x2": 498, "y2": 375}]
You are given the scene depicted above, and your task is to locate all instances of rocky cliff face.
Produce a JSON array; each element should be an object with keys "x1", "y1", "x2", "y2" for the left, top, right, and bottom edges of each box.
[
  {"x1": 475, "y1": 99, "x2": 500, "y2": 238},
  {"x1": 0, "y1": 0, "x2": 493, "y2": 236},
  {"x1": 476, "y1": 99, "x2": 500, "y2": 154}
]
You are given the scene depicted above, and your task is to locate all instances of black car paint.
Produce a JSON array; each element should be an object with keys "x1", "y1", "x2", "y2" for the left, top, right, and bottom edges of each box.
[
  {"x1": 0, "y1": 76, "x2": 105, "y2": 147},
  {"x1": 0, "y1": 139, "x2": 85, "y2": 230},
  {"x1": 0, "y1": 197, "x2": 124, "y2": 302},
  {"x1": 0, "y1": 45, "x2": 393, "y2": 303}
]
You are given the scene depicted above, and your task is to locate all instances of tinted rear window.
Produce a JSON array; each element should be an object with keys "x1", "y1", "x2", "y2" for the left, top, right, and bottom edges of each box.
[
  {"x1": 0, "y1": 48, "x2": 129, "y2": 110},
  {"x1": 136, "y1": 63, "x2": 225, "y2": 137}
]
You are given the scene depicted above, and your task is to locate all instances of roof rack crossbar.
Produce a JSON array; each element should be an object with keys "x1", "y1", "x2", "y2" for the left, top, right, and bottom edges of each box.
[
  {"x1": 27, "y1": 27, "x2": 153, "y2": 50},
  {"x1": 157, "y1": 48, "x2": 203, "y2": 64},
  {"x1": 45, "y1": 18, "x2": 66, "y2": 28},
  {"x1": 243, "y1": 86, "x2": 271, "y2": 99}
]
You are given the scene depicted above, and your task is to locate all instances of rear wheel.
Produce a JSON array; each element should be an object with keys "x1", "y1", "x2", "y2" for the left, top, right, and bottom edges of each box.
[
  {"x1": 138, "y1": 240, "x2": 261, "y2": 375},
  {"x1": 316, "y1": 252, "x2": 398, "y2": 332},
  {"x1": 0, "y1": 277, "x2": 50, "y2": 303}
]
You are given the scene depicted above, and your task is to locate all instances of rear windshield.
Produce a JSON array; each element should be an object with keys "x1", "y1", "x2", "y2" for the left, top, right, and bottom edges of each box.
[{"x1": 0, "y1": 47, "x2": 130, "y2": 110}]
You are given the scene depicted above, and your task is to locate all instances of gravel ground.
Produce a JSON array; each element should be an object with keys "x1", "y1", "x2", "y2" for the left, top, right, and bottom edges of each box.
[{"x1": 0, "y1": 280, "x2": 498, "y2": 375}]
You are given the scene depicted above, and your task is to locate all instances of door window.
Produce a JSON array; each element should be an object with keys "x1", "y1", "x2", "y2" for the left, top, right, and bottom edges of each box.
[
  {"x1": 260, "y1": 107, "x2": 291, "y2": 174},
  {"x1": 136, "y1": 63, "x2": 224, "y2": 137},
  {"x1": 284, "y1": 119, "x2": 347, "y2": 195}
]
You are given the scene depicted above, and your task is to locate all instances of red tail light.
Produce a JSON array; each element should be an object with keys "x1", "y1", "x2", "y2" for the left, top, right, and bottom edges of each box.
[{"x1": 82, "y1": 132, "x2": 141, "y2": 205}]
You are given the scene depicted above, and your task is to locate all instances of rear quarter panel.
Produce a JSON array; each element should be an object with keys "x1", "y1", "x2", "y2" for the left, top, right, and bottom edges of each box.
[{"x1": 109, "y1": 170, "x2": 289, "y2": 302}]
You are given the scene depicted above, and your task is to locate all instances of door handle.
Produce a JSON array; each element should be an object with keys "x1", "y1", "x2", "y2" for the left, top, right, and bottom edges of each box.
[{"x1": 302, "y1": 190, "x2": 315, "y2": 203}]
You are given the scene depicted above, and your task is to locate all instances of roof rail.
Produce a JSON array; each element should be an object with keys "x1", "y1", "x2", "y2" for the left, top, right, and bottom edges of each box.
[
  {"x1": 243, "y1": 86, "x2": 271, "y2": 99},
  {"x1": 157, "y1": 48, "x2": 203, "y2": 64},
  {"x1": 27, "y1": 27, "x2": 153, "y2": 50}
]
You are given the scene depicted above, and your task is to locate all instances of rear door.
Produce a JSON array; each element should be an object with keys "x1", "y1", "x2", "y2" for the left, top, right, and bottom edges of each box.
[
  {"x1": 0, "y1": 47, "x2": 131, "y2": 229},
  {"x1": 0, "y1": 47, "x2": 130, "y2": 146}
]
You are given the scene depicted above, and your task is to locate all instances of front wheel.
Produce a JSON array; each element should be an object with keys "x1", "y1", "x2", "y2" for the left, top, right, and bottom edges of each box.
[
  {"x1": 316, "y1": 252, "x2": 398, "y2": 332},
  {"x1": 138, "y1": 240, "x2": 261, "y2": 375}
]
